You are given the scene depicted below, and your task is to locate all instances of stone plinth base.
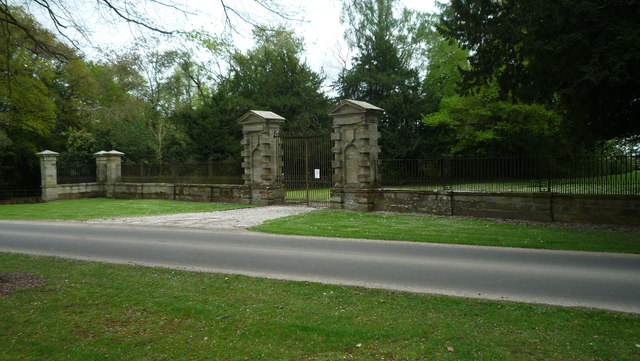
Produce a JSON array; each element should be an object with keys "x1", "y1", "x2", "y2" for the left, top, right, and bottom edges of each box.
[
  {"x1": 331, "y1": 187, "x2": 375, "y2": 212},
  {"x1": 250, "y1": 186, "x2": 285, "y2": 206}
]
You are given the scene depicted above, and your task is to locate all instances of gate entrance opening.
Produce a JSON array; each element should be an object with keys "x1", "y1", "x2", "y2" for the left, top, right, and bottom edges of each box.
[{"x1": 279, "y1": 134, "x2": 331, "y2": 206}]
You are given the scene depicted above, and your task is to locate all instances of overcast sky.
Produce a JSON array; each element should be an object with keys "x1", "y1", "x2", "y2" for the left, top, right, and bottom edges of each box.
[
  {"x1": 273, "y1": 0, "x2": 439, "y2": 79},
  {"x1": 26, "y1": 0, "x2": 441, "y2": 88}
]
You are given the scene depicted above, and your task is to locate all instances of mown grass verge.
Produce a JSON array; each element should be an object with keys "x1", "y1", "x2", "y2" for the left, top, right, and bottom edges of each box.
[
  {"x1": 251, "y1": 210, "x2": 640, "y2": 254},
  {"x1": 285, "y1": 188, "x2": 331, "y2": 203},
  {"x1": 0, "y1": 198, "x2": 251, "y2": 221},
  {"x1": 1, "y1": 253, "x2": 638, "y2": 360}
]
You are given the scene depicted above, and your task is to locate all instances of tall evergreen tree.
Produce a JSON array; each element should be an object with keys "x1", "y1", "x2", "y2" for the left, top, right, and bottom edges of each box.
[
  {"x1": 224, "y1": 26, "x2": 330, "y2": 132},
  {"x1": 337, "y1": 0, "x2": 431, "y2": 159},
  {"x1": 172, "y1": 25, "x2": 330, "y2": 162}
]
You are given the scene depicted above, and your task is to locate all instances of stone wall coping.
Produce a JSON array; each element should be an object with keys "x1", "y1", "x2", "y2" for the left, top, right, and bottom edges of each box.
[
  {"x1": 551, "y1": 193, "x2": 640, "y2": 201},
  {"x1": 375, "y1": 188, "x2": 640, "y2": 201},
  {"x1": 36, "y1": 150, "x2": 59, "y2": 157},
  {"x1": 112, "y1": 182, "x2": 172, "y2": 186},
  {"x1": 373, "y1": 188, "x2": 451, "y2": 195},
  {"x1": 57, "y1": 182, "x2": 100, "y2": 186},
  {"x1": 450, "y1": 190, "x2": 552, "y2": 198},
  {"x1": 108, "y1": 182, "x2": 247, "y2": 189},
  {"x1": 174, "y1": 183, "x2": 247, "y2": 188}
]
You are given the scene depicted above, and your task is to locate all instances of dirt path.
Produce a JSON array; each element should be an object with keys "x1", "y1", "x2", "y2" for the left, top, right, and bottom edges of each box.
[{"x1": 86, "y1": 205, "x2": 317, "y2": 230}]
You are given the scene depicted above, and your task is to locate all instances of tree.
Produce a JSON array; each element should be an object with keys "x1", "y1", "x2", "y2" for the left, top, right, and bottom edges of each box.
[
  {"x1": 171, "y1": 83, "x2": 243, "y2": 162},
  {"x1": 439, "y1": 0, "x2": 640, "y2": 145},
  {"x1": 87, "y1": 51, "x2": 179, "y2": 163},
  {"x1": 423, "y1": 82, "x2": 565, "y2": 157},
  {"x1": 0, "y1": 5, "x2": 69, "y2": 188},
  {"x1": 169, "y1": 25, "x2": 330, "y2": 162},
  {"x1": 421, "y1": 27, "x2": 469, "y2": 113},
  {"x1": 337, "y1": 0, "x2": 432, "y2": 159},
  {"x1": 224, "y1": 25, "x2": 330, "y2": 132}
]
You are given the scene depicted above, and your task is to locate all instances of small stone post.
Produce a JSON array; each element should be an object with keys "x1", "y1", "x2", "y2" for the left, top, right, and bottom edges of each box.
[
  {"x1": 94, "y1": 150, "x2": 124, "y2": 199},
  {"x1": 94, "y1": 150, "x2": 124, "y2": 183},
  {"x1": 36, "y1": 150, "x2": 59, "y2": 201},
  {"x1": 237, "y1": 110, "x2": 285, "y2": 205},
  {"x1": 328, "y1": 99, "x2": 383, "y2": 211}
]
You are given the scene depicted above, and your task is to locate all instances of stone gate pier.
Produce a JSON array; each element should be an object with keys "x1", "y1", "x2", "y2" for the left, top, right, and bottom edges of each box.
[
  {"x1": 237, "y1": 110, "x2": 285, "y2": 205},
  {"x1": 328, "y1": 99, "x2": 383, "y2": 211}
]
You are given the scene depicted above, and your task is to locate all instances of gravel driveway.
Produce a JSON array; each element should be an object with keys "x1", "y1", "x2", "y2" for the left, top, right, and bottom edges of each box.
[{"x1": 87, "y1": 205, "x2": 317, "y2": 230}]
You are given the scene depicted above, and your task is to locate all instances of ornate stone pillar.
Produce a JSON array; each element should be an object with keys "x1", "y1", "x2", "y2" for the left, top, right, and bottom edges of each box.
[
  {"x1": 328, "y1": 100, "x2": 383, "y2": 211},
  {"x1": 36, "y1": 150, "x2": 59, "y2": 201},
  {"x1": 237, "y1": 110, "x2": 285, "y2": 205}
]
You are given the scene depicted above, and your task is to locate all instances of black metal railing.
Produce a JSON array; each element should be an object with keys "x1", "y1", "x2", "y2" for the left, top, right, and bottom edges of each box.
[
  {"x1": 57, "y1": 160, "x2": 97, "y2": 184},
  {"x1": 0, "y1": 188, "x2": 42, "y2": 203},
  {"x1": 121, "y1": 161, "x2": 244, "y2": 185},
  {"x1": 377, "y1": 156, "x2": 640, "y2": 195}
]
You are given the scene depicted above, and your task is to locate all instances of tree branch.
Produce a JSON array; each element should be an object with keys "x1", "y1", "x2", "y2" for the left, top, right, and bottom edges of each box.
[
  {"x1": 101, "y1": 0, "x2": 176, "y2": 35},
  {"x1": 3, "y1": 0, "x2": 298, "y2": 59},
  {"x1": 0, "y1": 2, "x2": 70, "y2": 60}
]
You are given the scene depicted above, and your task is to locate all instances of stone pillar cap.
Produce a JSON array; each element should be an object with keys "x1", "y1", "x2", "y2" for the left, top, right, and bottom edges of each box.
[
  {"x1": 36, "y1": 150, "x2": 59, "y2": 157},
  {"x1": 237, "y1": 110, "x2": 285, "y2": 124},
  {"x1": 94, "y1": 150, "x2": 125, "y2": 157},
  {"x1": 329, "y1": 99, "x2": 384, "y2": 116}
]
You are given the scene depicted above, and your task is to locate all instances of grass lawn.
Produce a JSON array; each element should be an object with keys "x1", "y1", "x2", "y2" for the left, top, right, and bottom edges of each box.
[
  {"x1": 0, "y1": 198, "x2": 251, "y2": 221},
  {"x1": 251, "y1": 210, "x2": 640, "y2": 254},
  {"x1": 1, "y1": 253, "x2": 638, "y2": 360},
  {"x1": 285, "y1": 188, "x2": 330, "y2": 202}
]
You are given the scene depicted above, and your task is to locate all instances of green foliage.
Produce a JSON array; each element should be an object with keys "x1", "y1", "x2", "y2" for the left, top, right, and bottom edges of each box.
[
  {"x1": 171, "y1": 26, "x2": 330, "y2": 162},
  {"x1": 57, "y1": 128, "x2": 97, "y2": 165},
  {"x1": 439, "y1": 0, "x2": 640, "y2": 144},
  {"x1": 0, "y1": 6, "x2": 74, "y2": 188},
  {"x1": 171, "y1": 91, "x2": 243, "y2": 162},
  {"x1": 0, "y1": 6, "x2": 241, "y2": 173},
  {"x1": 421, "y1": 29, "x2": 469, "y2": 111},
  {"x1": 94, "y1": 117, "x2": 156, "y2": 163},
  {"x1": 423, "y1": 82, "x2": 565, "y2": 157},
  {"x1": 88, "y1": 48, "x2": 204, "y2": 163},
  {"x1": 86, "y1": 57, "x2": 155, "y2": 162}
]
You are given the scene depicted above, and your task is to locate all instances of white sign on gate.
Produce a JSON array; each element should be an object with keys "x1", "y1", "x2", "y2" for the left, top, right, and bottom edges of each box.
[{"x1": 314, "y1": 169, "x2": 320, "y2": 179}]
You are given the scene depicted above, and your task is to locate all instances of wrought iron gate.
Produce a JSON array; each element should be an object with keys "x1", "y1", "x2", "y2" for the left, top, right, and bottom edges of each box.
[{"x1": 279, "y1": 133, "x2": 332, "y2": 206}]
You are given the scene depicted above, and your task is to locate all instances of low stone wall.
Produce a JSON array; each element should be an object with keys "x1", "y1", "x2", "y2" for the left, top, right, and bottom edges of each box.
[
  {"x1": 452, "y1": 191, "x2": 552, "y2": 222},
  {"x1": 107, "y1": 183, "x2": 251, "y2": 204},
  {"x1": 552, "y1": 194, "x2": 640, "y2": 224},
  {"x1": 41, "y1": 182, "x2": 251, "y2": 204},
  {"x1": 40, "y1": 181, "x2": 639, "y2": 225},
  {"x1": 51, "y1": 183, "x2": 104, "y2": 200},
  {"x1": 372, "y1": 189, "x2": 452, "y2": 215},
  {"x1": 107, "y1": 183, "x2": 169, "y2": 200},
  {"x1": 373, "y1": 189, "x2": 640, "y2": 225}
]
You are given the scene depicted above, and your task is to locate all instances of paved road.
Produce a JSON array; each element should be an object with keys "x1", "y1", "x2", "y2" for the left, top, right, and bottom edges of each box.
[{"x1": 1, "y1": 220, "x2": 639, "y2": 313}]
